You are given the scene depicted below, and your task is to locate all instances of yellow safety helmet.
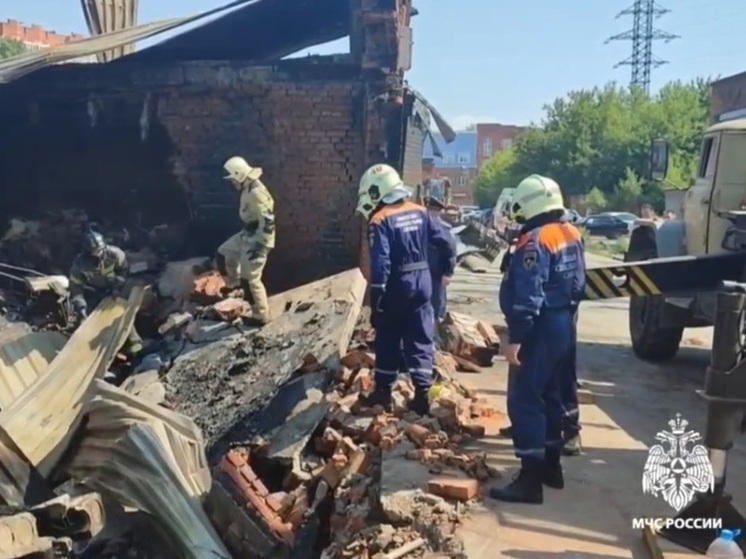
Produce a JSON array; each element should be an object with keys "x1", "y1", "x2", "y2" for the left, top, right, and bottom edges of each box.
[
  {"x1": 223, "y1": 156, "x2": 263, "y2": 184},
  {"x1": 510, "y1": 174, "x2": 565, "y2": 221},
  {"x1": 356, "y1": 164, "x2": 411, "y2": 219}
]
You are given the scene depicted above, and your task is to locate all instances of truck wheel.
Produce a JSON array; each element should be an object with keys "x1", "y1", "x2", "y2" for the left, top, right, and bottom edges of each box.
[{"x1": 629, "y1": 295, "x2": 684, "y2": 361}]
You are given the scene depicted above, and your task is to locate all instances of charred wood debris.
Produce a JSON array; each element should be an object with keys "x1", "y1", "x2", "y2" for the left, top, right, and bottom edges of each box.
[{"x1": 0, "y1": 210, "x2": 507, "y2": 559}]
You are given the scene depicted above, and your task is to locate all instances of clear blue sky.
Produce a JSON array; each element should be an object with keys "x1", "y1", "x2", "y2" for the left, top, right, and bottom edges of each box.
[{"x1": 4, "y1": 0, "x2": 744, "y2": 128}]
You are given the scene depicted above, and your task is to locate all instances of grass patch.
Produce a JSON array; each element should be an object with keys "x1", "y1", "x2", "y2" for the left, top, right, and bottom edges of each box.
[{"x1": 578, "y1": 226, "x2": 629, "y2": 260}]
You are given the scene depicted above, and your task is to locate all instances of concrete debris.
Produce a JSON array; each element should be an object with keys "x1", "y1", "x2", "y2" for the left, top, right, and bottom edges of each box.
[{"x1": 0, "y1": 492, "x2": 105, "y2": 559}]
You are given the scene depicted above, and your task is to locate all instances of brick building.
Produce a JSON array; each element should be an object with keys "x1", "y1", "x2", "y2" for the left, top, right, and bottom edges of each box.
[
  {"x1": 711, "y1": 71, "x2": 746, "y2": 122},
  {"x1": 0, "y1": 0, "x2": 434, "y2": 292},
  {"x1": 476, "y1": 123, "x2": 526, "y2": 168},
  {"x1": 0, "y1": 19, "x2": 85, "y2": 49},
  {"x1": 422, "y1": 131, "x2": 478, "y2": 206}
]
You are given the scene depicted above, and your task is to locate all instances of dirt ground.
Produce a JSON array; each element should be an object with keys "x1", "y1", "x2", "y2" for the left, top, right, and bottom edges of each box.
[{"x1": 444, "y1": 253, "x2": 739, "y2": 558}]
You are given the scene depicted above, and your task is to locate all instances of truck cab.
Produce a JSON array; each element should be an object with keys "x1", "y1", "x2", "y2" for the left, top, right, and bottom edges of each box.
[{"x1": 626, "y1": 118, "x2": 746, "y2": 360}]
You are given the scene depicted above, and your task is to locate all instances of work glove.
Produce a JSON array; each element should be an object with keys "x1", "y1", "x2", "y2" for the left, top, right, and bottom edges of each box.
[
  {"x1": 71, "y1": 296, "x2": 88, "y2": 322},
  {"x1": 111, "y1": 277, "x2": 127, "y2": 298},
  {"x1": 370, "y1": 287, "x2": 385, "y2": 329}
]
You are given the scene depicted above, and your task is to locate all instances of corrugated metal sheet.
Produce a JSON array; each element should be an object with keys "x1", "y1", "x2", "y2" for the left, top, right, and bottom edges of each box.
[
  {"x1": 81, "y1": 0, "x2": 140, "y2": 61},
  {"x1": 0, "y1": 286, "x2": 144, "y2": 478},
  {"x1": 67, "y1": 380, "x2": 228, "y2": 558},
  {"x1": 0, "y1": 18, "x2": 187, "y2": 84},
  {"x1": 0, "y1": 330, "x2": 66, "y2": 409},
  {"x1": 0, "y1": 0, "x2": 256, "y2": 84}
]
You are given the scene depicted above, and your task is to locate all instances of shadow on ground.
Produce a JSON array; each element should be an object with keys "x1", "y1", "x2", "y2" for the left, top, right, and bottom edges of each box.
[{"x1": 455, "y1": 339, "x2": 719, "y2": 557}]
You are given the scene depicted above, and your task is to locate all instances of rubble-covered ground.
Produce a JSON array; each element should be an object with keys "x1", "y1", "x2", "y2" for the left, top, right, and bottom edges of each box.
[{"x1": 0, "y1": 209, "x2": 508, "y2": 559}]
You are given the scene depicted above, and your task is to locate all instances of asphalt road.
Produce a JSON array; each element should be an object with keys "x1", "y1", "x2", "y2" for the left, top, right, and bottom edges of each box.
[{"x1": 446, "y1": 252, "x2": 728, "y2": 558}]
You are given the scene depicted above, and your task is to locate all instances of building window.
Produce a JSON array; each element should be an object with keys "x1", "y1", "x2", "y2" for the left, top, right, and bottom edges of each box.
[
  {"x1": 457, "y1": 153, "x2": 470, "y2": 164},
  {"x1": 501, "y1": 138, "x2": 513, "y2": 149},
  {"x1": 483, "y1": 138, "x2": 493, "y2": 157},
  {"x1": 442, "y1": 154, "x2": 455, "y2": 164},
  {"x1": 457, "y1": 175, "x2": 466, "y2": 186}
]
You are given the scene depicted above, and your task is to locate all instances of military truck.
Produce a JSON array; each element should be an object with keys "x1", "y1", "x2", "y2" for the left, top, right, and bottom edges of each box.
[{"x1": 625, "y1": 119, "x2": 746, "y2": 361}]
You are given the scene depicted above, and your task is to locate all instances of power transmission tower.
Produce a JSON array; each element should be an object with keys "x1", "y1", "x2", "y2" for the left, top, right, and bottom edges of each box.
[{"x1": 605, "y1": 0, "x2": 679, "y2": 93}]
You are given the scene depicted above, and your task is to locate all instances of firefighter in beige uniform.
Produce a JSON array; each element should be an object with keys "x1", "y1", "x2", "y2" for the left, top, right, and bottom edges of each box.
[{"x1": 216, "y1": 156, "x2": 275, "y2": 326}]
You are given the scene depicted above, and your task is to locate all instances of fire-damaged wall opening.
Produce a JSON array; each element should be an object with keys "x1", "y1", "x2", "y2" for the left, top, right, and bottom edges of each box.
[
  {"x1": 0, "y1": 95, "x2": 186, "y2": 229},
  {"x1": 0, "y1": 58, "x2": 367, "y2": 292}
]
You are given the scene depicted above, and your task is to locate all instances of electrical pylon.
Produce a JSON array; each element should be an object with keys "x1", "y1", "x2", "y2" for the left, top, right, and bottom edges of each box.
[{"x1": 605, "y1": 0, "x2": 679, "y2": 93}]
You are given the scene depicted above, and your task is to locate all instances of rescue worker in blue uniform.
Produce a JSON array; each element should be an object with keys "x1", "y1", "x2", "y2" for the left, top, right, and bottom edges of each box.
[
  {"x1": 356, "y1": 164, "x2": 456, "y2": 415},
  {"x1": 498, "y1": 225, "x2": 583, "y2": 457},
  {"x1": 489, "y1": 174, "x2": 586, "y2": 504},
  {"x1": 425, "y1": 196, "x2": 457, "y2": 323}
]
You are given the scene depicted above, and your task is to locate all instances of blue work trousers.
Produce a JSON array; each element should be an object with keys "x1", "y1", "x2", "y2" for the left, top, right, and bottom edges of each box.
[
  {"x1": 508, "y1": 310, "x2": 575, "y2": 466},
  {"x1": 374, "y1": 271, "x2": 435, "y2": 392},
  {"x1": 560, "y1": 309, "x2": 580, "y2": 438},
  {"x1": 430, "y1": 273, "x2": 447, "y2": 322}
]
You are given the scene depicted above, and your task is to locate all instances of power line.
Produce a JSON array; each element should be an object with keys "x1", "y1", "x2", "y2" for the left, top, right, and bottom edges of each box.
[{"x1": 605, "y1": 0, "x2": 679, "y2": 93}]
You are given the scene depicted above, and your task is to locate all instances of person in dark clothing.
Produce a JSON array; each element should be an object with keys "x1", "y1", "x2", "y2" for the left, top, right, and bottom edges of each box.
[
  {"x1": 425, "y1": 196, "x2": 456, "y2": 323},
  {"x1": 69, "y1": 228, "x2": 143, "y2": 355}
]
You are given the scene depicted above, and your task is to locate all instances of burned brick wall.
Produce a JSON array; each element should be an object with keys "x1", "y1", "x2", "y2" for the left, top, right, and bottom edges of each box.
[{"x1": 0, "y1": 58, "x2": 367, "y2": 291}]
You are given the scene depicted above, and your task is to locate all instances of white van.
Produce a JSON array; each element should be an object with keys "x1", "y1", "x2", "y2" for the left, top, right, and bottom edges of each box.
[{"x1": 492, "y1": 188, "x2": 515, "y2": 230}]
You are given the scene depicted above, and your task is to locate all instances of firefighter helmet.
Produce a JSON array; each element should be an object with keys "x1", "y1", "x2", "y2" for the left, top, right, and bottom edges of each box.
[
  {"x1": 356, "y1": 164, "x2": 411, "y2": 219},
  {"x1": 510, "y1": 174, "x2": 565, "y2": 221},
  {"x1": 223, "y1": 156, "x2": 263, "y2": 184}
]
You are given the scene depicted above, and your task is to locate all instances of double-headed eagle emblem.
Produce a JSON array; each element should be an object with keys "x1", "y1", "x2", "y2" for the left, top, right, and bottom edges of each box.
[{"x1": 642, "y1": 414, "x2": 714, "y2": 511}]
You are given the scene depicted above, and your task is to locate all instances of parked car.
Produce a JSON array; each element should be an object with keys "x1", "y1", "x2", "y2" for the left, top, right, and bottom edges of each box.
[
  {"x1": 579, "y1": 214, "x2": 630, "y2": 239},
  {"x1": 600, "y1": 211, "x2": 638, "y2": 231},
  {"x1": 565, "y1": 209, "x2": 581, "y2": 224}
]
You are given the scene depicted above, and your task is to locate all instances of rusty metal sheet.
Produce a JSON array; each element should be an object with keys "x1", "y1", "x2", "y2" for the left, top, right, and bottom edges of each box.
[
  {"x1": 0, "y1": 331, "x2": 66, "y2": 410},
  {"x1": 0, "y1": 287, "x2": 144, "y2": 481},
  {"x1": 66, "y1": 380, "x2": 230, "y2": 558}
]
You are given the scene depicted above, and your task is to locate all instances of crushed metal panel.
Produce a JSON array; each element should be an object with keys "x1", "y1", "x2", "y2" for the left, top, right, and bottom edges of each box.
[
  {"x1": 0, "y1": 287, "x2": 144, "y2": 479},
  {"x1": 66, "y1": 380, "x2": 230, "y2": 559},
  {"x1": 0, "y1": 331, "x2": 66, "y2": 410},
  {"x1": 406, "y1": 86, "x2": 456, "y2": 143}
]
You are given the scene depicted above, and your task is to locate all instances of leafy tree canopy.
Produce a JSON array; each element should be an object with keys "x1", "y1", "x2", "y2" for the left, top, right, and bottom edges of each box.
[
  {"x1": 0, "y1": 38, "x2": 27, "y2": 60},
  {"x1": 474, "y1": 79, "x2": 711, "y2": 212}
]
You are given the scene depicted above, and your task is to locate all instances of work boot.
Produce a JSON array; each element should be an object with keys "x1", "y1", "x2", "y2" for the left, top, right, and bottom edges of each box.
[
  {"x1": 562, "y1": 433, "x2": 582, "y2": 456},
  {"x1": 242, "y1": 316, "x2": 268, "y2": 328},
  {"x1": 543, "y1": 448, "x2": 564, "y2": 489},
  {"x1": 498, "y1": 425, "x2": 513, "y2": 438},
  {"x1": 357, "y1": 387, "x2": 393, "y2": 412},
  {"x1": 408, "y1": 390, "x2": 430, "y2": 416},
  {"x1": 488, "y1": 462, "x2": 543, "y2": 504}
]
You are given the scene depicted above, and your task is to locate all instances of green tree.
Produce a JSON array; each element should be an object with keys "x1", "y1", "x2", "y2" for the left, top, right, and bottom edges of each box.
[
  {"x1": 610, "y1": 168, "x2": 644, "y2": 211},
  {"x1": 473, "y1": 148, "x2": 522, "y2": 207},
  {"x1": 474, "y1": 79, "x2": 711, "y2": 211},
  {"x1": 586, "y1": 187, "x2": 607, "y2": 213},
  {"x1": 0, "y1": 38, "x2": 27, "y2": 60}
]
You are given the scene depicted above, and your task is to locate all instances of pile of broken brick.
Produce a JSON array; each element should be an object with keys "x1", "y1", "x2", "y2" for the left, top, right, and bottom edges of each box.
[{"x1": 210, "y1": 312, "x2": 507, "y2": 559}]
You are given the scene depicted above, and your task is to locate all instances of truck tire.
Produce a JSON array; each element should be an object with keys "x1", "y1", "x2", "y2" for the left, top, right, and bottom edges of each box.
[{"x1": 629, "y1": 295, "x2": 684, "y2": 361}]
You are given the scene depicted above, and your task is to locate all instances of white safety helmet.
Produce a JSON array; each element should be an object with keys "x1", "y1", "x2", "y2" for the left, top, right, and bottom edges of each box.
[
  {"x1": 356, "y1": 164, "x2": 411, "y2": 219},
  {"x1": 510, "y1": 174, "x2": 565, "y2": 221},
  {"x1": 223, "y1": 156, "x2": 263, "y2": 184}
]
